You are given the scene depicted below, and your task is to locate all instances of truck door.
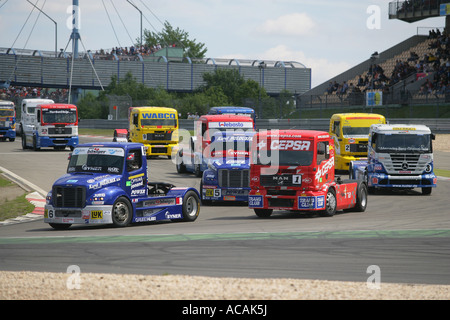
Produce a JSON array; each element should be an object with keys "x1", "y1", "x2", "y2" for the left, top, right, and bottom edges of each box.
[
  {"x1": 315, "y1": 141, "x2": 333, "y2": 185},
  {"x1": 125, "y1": 148, "x2": 147, "y2": 198}
]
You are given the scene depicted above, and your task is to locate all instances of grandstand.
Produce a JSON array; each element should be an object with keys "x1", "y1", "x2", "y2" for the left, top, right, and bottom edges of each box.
[{"x1": 299, "y1": 0, "x2": 450, "y2": 109}]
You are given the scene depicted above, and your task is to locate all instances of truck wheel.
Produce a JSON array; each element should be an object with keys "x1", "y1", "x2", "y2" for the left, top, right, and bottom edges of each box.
[
  {"x1": 194, "y1": 162, "x2": 202, "y2": 178},
  {"x1": 348, "y1": 163, "x2": 353, "y2": 179},
  {"x1": 176, "y1": 151, "x2": 186, "y2": 173},
  {"x1": 422, "y1": 187, "x2": 432, "y2": 195},
  {"x1": 354, "y1": 182, "x2": 368, "y2": 212},
  {"x1": 364, "y1": 171, "x2": 376, "y2": 194},
  {"x1": 254, "y1": 209, "x2": 273, "y2": 218},
  {"x1": 21, "y1": 134, "x2": 27, "y2": 150},
  {"x1": 112, "y1": 197, "x2": 132, "y2": 227},
  {"x1": 321, "y1": 188, "x2": 337, "y2": 217},
  {"x1": 49, "y1": 223, "x2": 71, "y2": 230},
  {"x1": 181, "y1": 190, "x2": 200, "y2": 222},
  {"x1": 33, "y1": 136, "x2": 40, "y2": 151}
]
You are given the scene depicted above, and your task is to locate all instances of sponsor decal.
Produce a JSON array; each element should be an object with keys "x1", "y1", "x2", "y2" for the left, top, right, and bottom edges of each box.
[
  {"x1": 298, "y1": 196, "x2": 325, "y2": 209},
  {"x1": 248, "y1": 195, "x2": 264, "y2": 208},
  {"x1": 142, "y1": 113, "x2": 176, "y2": 119},
  {"x1": 267, "y1": 140, "x2": 311, "y2": 151},
  {"x1": 315, "y1": 157, "x2": 334, "y2": 181},
  {"x1": 91, "y1": 210, "x2": 103, "y2": 219}
]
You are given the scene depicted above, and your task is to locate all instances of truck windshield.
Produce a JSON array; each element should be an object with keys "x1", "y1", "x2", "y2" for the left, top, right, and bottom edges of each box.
[
  {"x1": 141, "y1": 118, "x2": 176, "y2": 127},
  {"x1": 42, "y1": 109, "x2": 77, "y2": 124},
  {"x1": 254, "y1": 149, "x2": 314, "y2": 166},
  {"x1": 342, "y1": 126, "x2": 370, "y2": 137},
  {"x1": 0, "y1": 109, "x2": 14, "y2": 117},
  {"x1": 68, "y1": 147, "x2": 125, "y2": 174},
  {"x1": 376, "y1": 134, "x2": 432, "y2": 153}
]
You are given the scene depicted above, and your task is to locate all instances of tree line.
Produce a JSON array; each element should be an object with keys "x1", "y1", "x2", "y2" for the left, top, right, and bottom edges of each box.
[{"x1": 77, "y1": 69, "x2": 296, "y2": 120}]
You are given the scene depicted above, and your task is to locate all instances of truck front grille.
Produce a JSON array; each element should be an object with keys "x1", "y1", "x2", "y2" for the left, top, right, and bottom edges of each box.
[
  {"x1": 48, "y1": 127, "x2": 72, "y2": 135},
  {"x1": 219, "y1": 169, "x2": 249, "y2": 188},
  {"x1": 53, "y1": 186, "x2": 86, "y2": 208},
  {"x1": 147, "y1": 132, "x2": 172, "y2": 141},
  {"x1": 388, "y1": 154, "x2": 422, "y2": 171},
  {"x1": 349, "y1": 142, "x2": 368, "y2": 153}
]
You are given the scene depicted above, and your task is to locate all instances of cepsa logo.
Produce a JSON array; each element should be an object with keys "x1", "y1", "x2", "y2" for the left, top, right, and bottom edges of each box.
[
  {"x1": 269, "y1": 140, "x2": 311, "y2": 151},
  {"x1": 142, "y1": 113, "x2": 176, "y2": 119}
]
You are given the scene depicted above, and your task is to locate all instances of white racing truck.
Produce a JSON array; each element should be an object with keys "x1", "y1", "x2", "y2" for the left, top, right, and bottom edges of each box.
[{"x1": 350, "y1": 124, "x2": 437, "y2": 195}]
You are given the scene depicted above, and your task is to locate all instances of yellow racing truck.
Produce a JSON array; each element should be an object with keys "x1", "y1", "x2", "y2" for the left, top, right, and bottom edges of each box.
[
  {"x1": 329, "y1": 113, "x2": 386, "y2": 171},
  {"x1": 114, "y1": 107, "x2": 179, "y2": 158}
]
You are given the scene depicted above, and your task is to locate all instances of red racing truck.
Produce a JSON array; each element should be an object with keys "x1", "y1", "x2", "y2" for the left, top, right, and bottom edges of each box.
[{"x1": 248, "y1": 129, "x2": 368, "y2": 217}]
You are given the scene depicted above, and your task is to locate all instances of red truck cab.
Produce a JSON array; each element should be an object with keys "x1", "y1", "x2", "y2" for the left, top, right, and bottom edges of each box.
[{"x1": 248, "y1": 129, "x2": 368, "y2": 217}]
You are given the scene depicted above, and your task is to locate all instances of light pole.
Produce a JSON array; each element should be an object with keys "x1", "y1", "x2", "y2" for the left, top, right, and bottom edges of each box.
[
  {"x1": 127, "y1": 0, "x2": 143, "y2": 47},
  {"x1": 258, "y1": 61, "x2": 266, "y2": 119},
  {"x1": 26, "y1": 0, "x2": 57, "y2": 57}
]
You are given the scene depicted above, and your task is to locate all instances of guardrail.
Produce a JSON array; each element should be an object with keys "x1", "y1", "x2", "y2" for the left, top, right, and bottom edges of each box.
[{"x1": 79, "y1": 118, "x2": 450, "y2": 133}]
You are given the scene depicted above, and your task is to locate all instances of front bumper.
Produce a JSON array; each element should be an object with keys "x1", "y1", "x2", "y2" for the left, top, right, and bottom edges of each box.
[
  {"x1": 248, "y1": 190, "x2": 326, "y2": 211},
  {"x1": 368, "y1": 173, "x2": 437, "y2": 188},
  {"x1": 201, "y1": 185, "x2": 250, "y2": 202},
  {"x1": 44, "y1": 204, "x2": 114, "y2": 225},
  {"x1": 144, "y1": 143, "x2": 177, "y2": 157},
  {"x1": 38, "y1": 136, "x2": 79, "y2": 148}
]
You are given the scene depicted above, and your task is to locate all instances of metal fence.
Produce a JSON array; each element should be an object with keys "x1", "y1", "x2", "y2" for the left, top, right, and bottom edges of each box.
[{"x1": 78, "y1": 118, "x2": 450, "y2": 133}]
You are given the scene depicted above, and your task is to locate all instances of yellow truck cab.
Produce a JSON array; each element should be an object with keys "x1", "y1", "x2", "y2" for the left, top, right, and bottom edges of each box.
[
  {"x1": 128, "y1": 106, "x2": 179, "y2": 158},
  {"x1": 329, "y1": 113, "x2": 386, "y2": 171}
]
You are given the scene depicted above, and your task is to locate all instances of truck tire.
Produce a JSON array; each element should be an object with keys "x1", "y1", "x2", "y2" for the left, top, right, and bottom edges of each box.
[
  {"x1": 181, "y1": 190, "x2": 200, "y2": 222},
  {"x1": 112, "y1": 196, "x2": 132, "y2": 227},
  {"x1": 254, "y1": 209, "x2": 273, "y2": 218},
  {"x1": 33, "y1": 136, "x2": 40, "y2": 151},
  {"x1": 21, "y1": 134, "x2": 27, "y2": 150},
  {"x1": 194, "y1": 163, "x2": 202, "y2": 178},
  {"x1": 422, "y1": 187, "x2": 432, "y2": 195},
  {"x1": 321, "y1": 188, "x2": 337, "y2": 217},
  {"x1": 354, "y1": 182, "x2": 368, "y2": 212},
  {"x1": 364, "y1": 171, "x2": 376, "y2": 194},
  {"x1": 348, "y1": 162, "x2": 353, "y2": 179},
  {"x1": 176, "y1": 151, "x2": 186, "y2": 173}
]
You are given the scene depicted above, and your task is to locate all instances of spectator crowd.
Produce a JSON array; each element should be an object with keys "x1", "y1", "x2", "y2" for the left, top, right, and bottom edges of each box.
[
  {"x1": 0, "y1": 85, "x2": 68, "y2": 103},
  {"x1": 325, "y1": 28, "x2": 450, "y2": 98},
  {"x1": 90, "y1": 43, "x2": 177, "y2": 61}
]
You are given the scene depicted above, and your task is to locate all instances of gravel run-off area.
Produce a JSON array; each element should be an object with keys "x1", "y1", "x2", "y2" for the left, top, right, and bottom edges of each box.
[{"x1": 1, "y1": 135, "x2": 450, "y2": 300}]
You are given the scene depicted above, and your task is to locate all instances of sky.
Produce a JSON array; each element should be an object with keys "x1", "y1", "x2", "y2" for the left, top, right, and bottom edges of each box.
[{"x1": 0, "y1": 0, "x2": 446, "y2": 88}]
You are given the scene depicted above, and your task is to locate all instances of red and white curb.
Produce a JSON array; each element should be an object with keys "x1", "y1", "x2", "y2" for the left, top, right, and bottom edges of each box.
[{"x1": 0, "y1": 192, "x2": 45, "y2": 226}]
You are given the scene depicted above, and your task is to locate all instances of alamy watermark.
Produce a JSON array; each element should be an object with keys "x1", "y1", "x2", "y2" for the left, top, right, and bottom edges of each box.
[
  {"x1": 66, "y1": 265, "x2": 82, "y2": 290},
  {"x1": 66, "y1": 5, "x2": 81, "y2": 30},
  {"x1": 366, "y1": 265, "x2": 381, "y2": 289},
  {"x1": 367, "y1": 5, "x2": 381, "y2": 30}
]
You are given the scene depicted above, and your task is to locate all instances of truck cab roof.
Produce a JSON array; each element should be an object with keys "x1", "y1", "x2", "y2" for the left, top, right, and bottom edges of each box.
[
  {"x1": 36, "y1": 103, "x2": 77, "y2": 109},
  {"x1": 256, "y1": 129, "x2": 330, "y2": 140},
  {"x1": 77, "y1": 142, "x2": 144, "y2": 150},
  {"x1": 370, "y1": 123, "x2": 432, "y2": 134}
]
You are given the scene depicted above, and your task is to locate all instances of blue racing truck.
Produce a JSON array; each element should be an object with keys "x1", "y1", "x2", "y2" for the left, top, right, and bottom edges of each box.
[
  {"x1": 200, "y1": 131, "x2": 255, "y2": 204},
  {"x1": 350, "y1": 124, "x2": 437, "y2": 195},
  {"x1": 0, "y1": 100, "x2": 16, "y2": 142},
  {"x1": 44, "y1": 142, "x2": 200, "y2": 229}
]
